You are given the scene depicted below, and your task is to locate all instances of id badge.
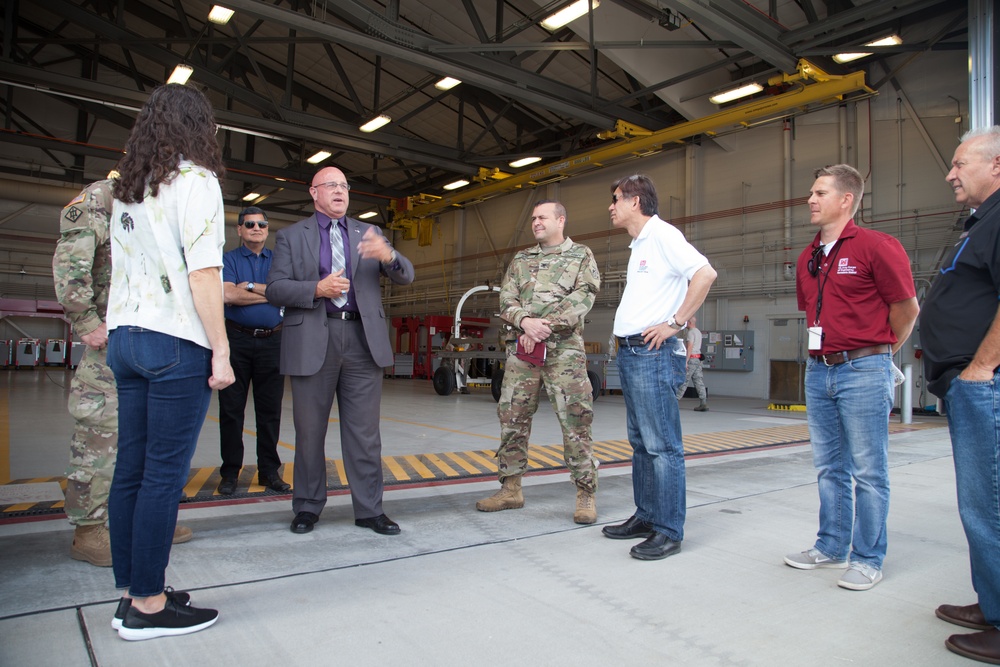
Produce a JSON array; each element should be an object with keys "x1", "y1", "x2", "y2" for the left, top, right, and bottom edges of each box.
[{"x1": 808, "y1": 326, "x2": 823, "y2": 351}]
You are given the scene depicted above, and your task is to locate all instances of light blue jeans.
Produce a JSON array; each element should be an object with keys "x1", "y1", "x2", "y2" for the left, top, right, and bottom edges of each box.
[
  {"x1": 617, "y1": 336, "x2": 688, "y2": 541},
  {"x1": 944, "y1": 372, "x2": 1000, "y2": 627},
  {"x1": 804, "y1": 353, "x2": 893, "y2": 569},
  {"x1": 107, "y1": 327, "x2": 212, "y2": 598}
]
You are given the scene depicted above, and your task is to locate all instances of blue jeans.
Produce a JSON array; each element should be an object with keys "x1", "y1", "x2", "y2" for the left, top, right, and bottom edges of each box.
[
  {"x1": 944, "y1": 372, "x2": 1000, "y2": 627},
  {"x1": 804, "y1": 354, "x2": 893, "y2": 569},
  {"x1": 107, "y1": 327, "x2": 212, "y2": 597},
  {"x1": 617, "y1": 337, "x2": 688, "y2": 541}
]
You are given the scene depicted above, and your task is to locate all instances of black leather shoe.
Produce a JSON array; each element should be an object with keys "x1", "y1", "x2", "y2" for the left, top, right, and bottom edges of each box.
[
  {"x1": 629, "y1": 532, "x2": 682, "y2": 560},
  {"x1": 290, "y1": 511, "x2": 319, "y2": 534},
  {"x1": 602, "y1": 515, "x2": 655, "y2": 540},
  {"x1": 259, "y1": 473, "x2": 291, "y2": 494},
  {"x1": 217, "y1": 477, "x2": 237, "y2": 495},
  {"x1": 354, "y1": 513, "x2": 401, "y2": 535}
]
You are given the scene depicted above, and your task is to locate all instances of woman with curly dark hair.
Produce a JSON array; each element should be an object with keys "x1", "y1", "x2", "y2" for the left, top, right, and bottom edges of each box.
[{"x1": 106, "y1": 83, "x2": 234, "y2": 641}]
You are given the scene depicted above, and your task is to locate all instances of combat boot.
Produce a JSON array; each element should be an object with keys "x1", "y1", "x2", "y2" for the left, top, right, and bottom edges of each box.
[
  {"x1": 476, "y1": 476, "x2": 524, "y2": 512},
  {"x1": 574, "y1": 487, "x2": 597, "y2": 524},
  {"x1": 70, "y1": 523, "x2": 112, "y2": 567},
  {"x1": 694, "y1": 400, "x2": 709, "y2": 412}
]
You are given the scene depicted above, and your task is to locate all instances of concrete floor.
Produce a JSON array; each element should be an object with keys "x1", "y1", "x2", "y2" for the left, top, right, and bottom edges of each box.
[{"x1": 0, "y1": 370, "x2": 979, "y2": 666}]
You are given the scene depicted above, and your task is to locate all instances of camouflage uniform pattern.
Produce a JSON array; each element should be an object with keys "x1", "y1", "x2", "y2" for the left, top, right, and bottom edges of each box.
[
  {"x1": 496, "y1": 237, "x2": 601, "y2": 492},
  {"x1": 52, "y1": 180, "x2": 117, "y2": 526}
]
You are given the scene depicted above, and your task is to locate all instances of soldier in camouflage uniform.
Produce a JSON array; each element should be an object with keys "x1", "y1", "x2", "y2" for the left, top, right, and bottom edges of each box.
[
  {"x1": 476, "y1": 200, "x2": 601, "y2": 524},
  {"x1": 53, "y1": 180, "x2": 191, "y2": 567}
]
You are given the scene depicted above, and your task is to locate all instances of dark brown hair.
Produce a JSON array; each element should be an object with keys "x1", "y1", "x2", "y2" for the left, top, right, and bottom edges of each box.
[
  {"x1": 113, "y1": 84, "x2": 225, "y2": 203},
  {"x1": 611, "y1": 174, "x2": 659, "y2": 216}
]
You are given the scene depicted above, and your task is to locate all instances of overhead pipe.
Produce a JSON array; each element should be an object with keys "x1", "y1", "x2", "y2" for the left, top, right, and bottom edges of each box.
[{"x1": 782, "y1": 118, "x2": 794, "y2": 280}]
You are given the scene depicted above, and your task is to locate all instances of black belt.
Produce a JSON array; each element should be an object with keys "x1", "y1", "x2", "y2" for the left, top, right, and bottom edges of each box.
[
  {"x1": 226, "y1": 320, "x2": 282, "y2": 338},
  {"x1": 327, "y1": 311, "x2": 360, "y2": 320},
  {"x1": 811, "y1": 344, "x2": 890, "y2": 366},
  {"x1": 617, "y1": 335, "x2": 649, "y2": 347}
]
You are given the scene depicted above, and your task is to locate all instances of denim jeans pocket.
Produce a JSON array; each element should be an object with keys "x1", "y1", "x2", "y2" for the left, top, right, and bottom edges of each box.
[
  {"x1": 129, "y1": 329, "x2": 181, "y2": 375},
  {"x1": 846, "y1": 355, "x2": 888, "y2": 373}
]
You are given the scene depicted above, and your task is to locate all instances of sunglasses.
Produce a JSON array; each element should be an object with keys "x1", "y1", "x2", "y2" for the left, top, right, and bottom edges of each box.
[
  {"x1": 612, "y1": 193, "x2": 633, "y2": 204},
  {"x1": 807, "y1": 245, "x2": 823, "y2": 277},
  {"x1": 240, "y1": 220, "x2": 268, "y2": 229}
]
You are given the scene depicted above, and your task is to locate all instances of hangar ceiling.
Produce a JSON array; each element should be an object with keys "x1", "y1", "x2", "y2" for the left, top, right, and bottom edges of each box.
[{"x1": 0, "y1": 0, "x2": 968, "y2": 294}]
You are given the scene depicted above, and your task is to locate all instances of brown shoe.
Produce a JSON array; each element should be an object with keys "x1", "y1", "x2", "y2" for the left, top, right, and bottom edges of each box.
[
  {"x1": 475, "y1": 476, "x2": 524, "y2": 512},
  {"x1": 70, "y1": 524, "x2": 112, "y2": 567},
  {"x1": 573, "y1": 487, "x2": 597, "y2": 524},
  {"x1": 946, "y1": 628, "x2": 1000, "y2": 664},
  {"x1": 172, "y1": 524, "x2": 193, "y2": 544},
  {"x1": 938, "y1": 603, "x2": 993, "y2": 631}
]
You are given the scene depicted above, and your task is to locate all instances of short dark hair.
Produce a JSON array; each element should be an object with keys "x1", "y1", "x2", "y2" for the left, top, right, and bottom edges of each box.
[
  {"x1": 533, "y1": 199, "x2": 566, "y2": 219},
  {"x1": 238, "y1": 206, "x2": 268, "y2": 226},
  {"x1": 611, "y1": 174, "x2": 658, "y2": 216}
]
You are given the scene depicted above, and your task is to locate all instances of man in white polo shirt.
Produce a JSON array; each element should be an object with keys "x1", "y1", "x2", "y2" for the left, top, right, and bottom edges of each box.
[{"x1": 601, "y1": 174, "x2": 717, "y2": 561}]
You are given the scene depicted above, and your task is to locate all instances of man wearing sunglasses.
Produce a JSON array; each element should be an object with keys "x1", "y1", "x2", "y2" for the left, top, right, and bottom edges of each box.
[
  {"x1": 785, "y1": 164, "x2": 918, "y2": 591},
  {"x1": 216, "y1": 206, "x2": 289, "y2": 495}
]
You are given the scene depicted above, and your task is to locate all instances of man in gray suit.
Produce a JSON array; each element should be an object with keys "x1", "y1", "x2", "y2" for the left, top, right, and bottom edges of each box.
[{"x1": 266, "y1": 166, "x2": 414, "y2": 535}]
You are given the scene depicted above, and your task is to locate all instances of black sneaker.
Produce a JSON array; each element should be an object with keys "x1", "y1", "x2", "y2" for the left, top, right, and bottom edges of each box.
[
  {"x1": 111, "y1": 587, "x2": 192, "y2": 630},
  {"x1": 117, "y1": 597, "x2": 217, "y2": 641}
]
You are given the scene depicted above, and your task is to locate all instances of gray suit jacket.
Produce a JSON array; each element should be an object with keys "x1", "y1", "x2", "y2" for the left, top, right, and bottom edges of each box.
[{"x1": 265, "y1": 214, "x2": 414, "y2": 374}]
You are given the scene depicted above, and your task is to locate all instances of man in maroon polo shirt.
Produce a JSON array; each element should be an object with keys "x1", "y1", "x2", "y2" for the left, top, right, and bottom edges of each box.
[{"x1": 784, "y1": 164, "x2": 918, "y2": 591}]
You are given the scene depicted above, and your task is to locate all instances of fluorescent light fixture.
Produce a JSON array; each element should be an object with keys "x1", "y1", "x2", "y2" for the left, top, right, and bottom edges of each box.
[
  {"x1": 833, "y1": 34, "x2": 903, "y2": 64},
  {"x1": 359, "y1": 114, "x2": 391, "y2": 133},
  {"x1": 508, "y1": 156, "x2": 542, "y2": 168},
  {"x1": 357, "y1": 211, "x2": 378, "y2": 219},
  {"x1": 709, "y1": 82, "x2": 763, "y2": 105},
  {"x1": 541, "y1": 0, "x2": 600, "y2": 31},
  {"x1": 207, "y1": 5, "x2": 235, "y2": 24},
  {"x1": 307, "y1": 150, "x2": 332, "y2": 164},
  {"x1": 435, "y1": 77, "x2": 461, "y2": 91},
  {"x1": 242, "y1": 192, "x2": 260, "y2": 202},
  {"x1": 167, "y1": 64, "x2": 193, "y2": 85},
  {"x1": 443, "y1": 179, "x2": 470, "y2": 191}
]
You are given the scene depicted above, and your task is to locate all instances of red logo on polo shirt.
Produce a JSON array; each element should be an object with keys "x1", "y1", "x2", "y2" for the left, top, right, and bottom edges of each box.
[
  {"x1": 638, "y1": 259, "x2": 649, "y2": 274},
  {"x1": 837, "y1": 257, "x2": 857, "y2": 275}
]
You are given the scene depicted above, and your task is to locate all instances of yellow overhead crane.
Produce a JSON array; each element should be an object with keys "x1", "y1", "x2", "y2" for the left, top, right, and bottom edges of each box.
[{"x1": 389, "y1": 59, "x2": 874, "y2": 241}]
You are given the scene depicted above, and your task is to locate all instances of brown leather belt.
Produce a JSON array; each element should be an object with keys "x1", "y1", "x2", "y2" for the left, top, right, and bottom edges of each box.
[
  {"x1": 811, "y1": 344, "x2": 890, "y2": 366},
  {"x1": 226, "y1": 320, "x2": 282, "y2": 338}
]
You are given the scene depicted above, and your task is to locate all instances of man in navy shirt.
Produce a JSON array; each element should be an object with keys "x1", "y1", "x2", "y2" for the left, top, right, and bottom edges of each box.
[{"x1": 217, "y1": 207, "x2": 289, "y2": 495}]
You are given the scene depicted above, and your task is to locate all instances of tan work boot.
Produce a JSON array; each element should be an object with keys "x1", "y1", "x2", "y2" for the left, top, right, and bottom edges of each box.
[
  {"x1": 476, "y1": 476, "x2": 524, "y2": 512},
  {"x1": 574, "y1": 487, "x2": 597, "y2": 524},
  {"x1": 173, "y1": 524, "x2": 193, "y2": 544},
  {"x1": 70, "y1": 523, "x2": 112, "y2": 567}
]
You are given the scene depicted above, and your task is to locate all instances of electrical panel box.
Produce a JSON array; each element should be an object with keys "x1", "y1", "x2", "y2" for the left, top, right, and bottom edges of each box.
[{"x1": 701, "y1": 330, "x2": 754, "y2": 372}]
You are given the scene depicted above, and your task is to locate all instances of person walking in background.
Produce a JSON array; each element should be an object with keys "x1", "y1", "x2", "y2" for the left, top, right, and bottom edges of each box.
[
  {"x1": 106, "y1": 83, "x2": 234, "y2": 640},
  {"x1": 266, "y1": 165, "x2": 414, "y2": 536},
  {"x1": 784, "y1": 164, "x2": 917, "y2": 591},
  {"x1": 53, "y1": 179, "x2": 192, "y2": 568},
  {"x1": 476, "y1": 200, "x2": 601, "y2": 524},
  {"x1": 217, "y1": 206, "x2": 289, "y2": 496},
  {"x1": 603, "y1": 174, "x2": 717, "y2": 561},
  {"x1": 675, "y1": 315, "x2": 709, "y2": 412}
]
